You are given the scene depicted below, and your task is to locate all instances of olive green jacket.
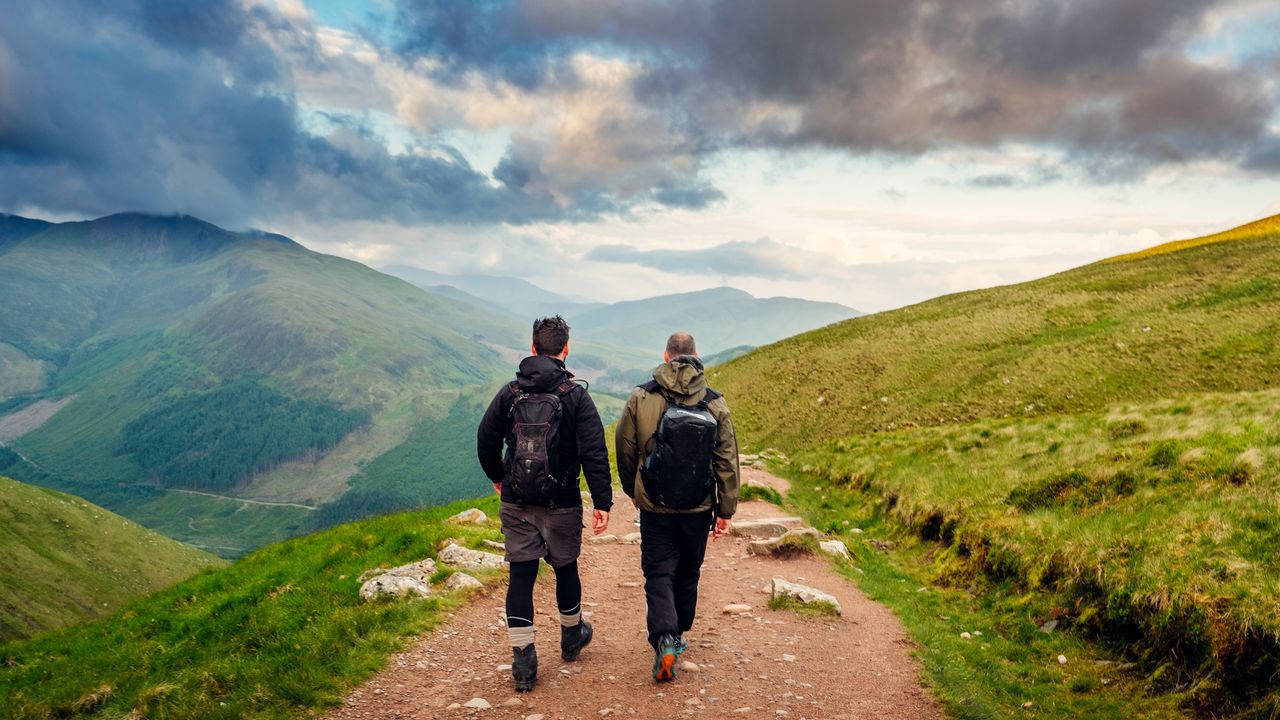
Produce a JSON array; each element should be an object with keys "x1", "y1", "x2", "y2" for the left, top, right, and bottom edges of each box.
[{"x1": 615, "y1": 356, "x2": 739, "y2": 517}]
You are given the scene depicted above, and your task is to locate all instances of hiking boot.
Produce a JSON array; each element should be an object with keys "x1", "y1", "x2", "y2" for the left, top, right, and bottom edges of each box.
[
  {"x1": 652, "y1": 634, "x2": 680, "y2": 682},
  {"x1": 674, "y1": 634, "x2": 688, "y2": 656},
  {"x1": 561, "y1": 619, "x2": 593, "y2": 661},
  {"x1": 512, "y1": 644, "x2": 537, "y2": 692}
]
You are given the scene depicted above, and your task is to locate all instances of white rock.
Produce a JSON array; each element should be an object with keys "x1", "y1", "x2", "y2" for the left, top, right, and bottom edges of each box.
[
  {"x1": 526, "y1": 715, "x2": 546, "y2": 720},
  {"x1": 723, "y1": 603, "x2": 752, "y2": 614},
  {"x1": 771, "y1": 577, "x2": 843, "y2": 615},
  {"x1": 729, "y1": 520, "x2": 791, "y2": 539},
  {"x1": 463, "y1": 697, "x2": 491, "y2": 709},
  {"x1": 482, "y1": 539, "x2": 506, "y2": 551},
  {"x1": 680, "y1": 660, "x2": 700, "y2": 672},
  {"x1": 440, "y1": 542, "x2": 506, "y2": 570},
  {"x1": 444, "y1": 572, "x2": 483, "y2": 591},
  {"x1": 734, "y1": 708, "x2": 753, "y2": 714},
  {"x1": 446, "y1": 703, "x2": 461, "y2": 710},
  {"x1": 587, "y1": 534, "x2": 619, "y2": 545},
  {"x1": 502, "y1": 697, "x2": 524, "y2": 707},
  {"x1": 850, "y1": 527, "x2": 863, "y2": 534},
  {"x1": 496, "y1": 664, "x2": 512, "y2": 672},
  {"x1": 960, "y1": 632, "x2": 972, "y2": 640},
  {"x1": 818, "y1": 539, "x2": 850, "y2": 560},
  {"x1": 357, "y1": 558, "x2": 438, "y2": 601},
  {"x1": 620, "y1": 532, "x2": 642, "y2": 544},
  {"x1": 449, "y1": 508, "x2": 488, "y2": 525},
  {"x1": 781, "y1": 654, "x2": 796, "y2": 662},
  {"x1": 1058, "y1": 655, "x2": 1068, "y2": 665}
]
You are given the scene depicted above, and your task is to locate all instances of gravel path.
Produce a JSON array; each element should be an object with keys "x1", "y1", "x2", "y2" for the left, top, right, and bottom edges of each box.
[{"x1": 328, "y1": 471, "x2": 941, "y2": 720}]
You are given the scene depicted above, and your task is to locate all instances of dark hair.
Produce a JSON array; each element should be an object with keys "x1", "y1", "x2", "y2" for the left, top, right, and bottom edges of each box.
[
  {"x1": 665, "y1": 331, "x2": 697, "y2": 356},
  {"x1": 532, "y1": 316, "x2": 571, "y2": 356}
]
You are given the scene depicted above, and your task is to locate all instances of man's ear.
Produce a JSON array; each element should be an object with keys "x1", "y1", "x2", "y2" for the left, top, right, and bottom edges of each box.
[
  {"x1": 559, "y1": 341, "x2": 570, "y2": 359},
  {"x1": 663, "y1": 351, "x2": 671, "y2": 363},
  {"x1": 530, "y1": 343, "x2": 538, "y2": 356}
]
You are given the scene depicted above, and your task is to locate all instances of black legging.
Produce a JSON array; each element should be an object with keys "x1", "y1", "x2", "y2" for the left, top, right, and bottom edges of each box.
[{"x1": 506, "y1": 559, "x2": 583, "y2": 628}]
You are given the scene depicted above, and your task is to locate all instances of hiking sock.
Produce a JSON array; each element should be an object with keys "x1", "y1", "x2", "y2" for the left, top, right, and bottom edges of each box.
[
  {"x1": 506, "y1": 559, "x2": 539, "y2": 647},
  {"x1": 553, "y1": 560, "x2": 583, "y2": 626}
]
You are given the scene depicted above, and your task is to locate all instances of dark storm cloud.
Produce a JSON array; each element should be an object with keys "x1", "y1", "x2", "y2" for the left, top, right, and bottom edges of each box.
[
  {"x1": 396, "y1": 0, "x2": 1280, "y2": 180},
  {"x1": 0, "y1": 0, "x2": 597, "y2": 226}
]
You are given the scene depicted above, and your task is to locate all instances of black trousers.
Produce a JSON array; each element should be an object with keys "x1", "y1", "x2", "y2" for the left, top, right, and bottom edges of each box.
[{"x1": 639, "y1": 509, "x2": 714, "y2": 648}]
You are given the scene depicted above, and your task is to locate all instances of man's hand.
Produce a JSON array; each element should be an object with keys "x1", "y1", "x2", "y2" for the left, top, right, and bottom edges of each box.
[
  {"x1": 592, "y1": 509, "x2": 610, "y2": 535},
  {"x1": 492, "y1": 482, "x2": 501, "y2": 494},
  {"x1": 712, "y1": 517, "x2": 730, "y2": 539}
]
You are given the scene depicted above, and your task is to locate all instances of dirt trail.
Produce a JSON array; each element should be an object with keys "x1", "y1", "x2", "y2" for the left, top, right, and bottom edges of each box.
[{"x1": 328, "y1": 470, "x2": 940, "y2": 720}]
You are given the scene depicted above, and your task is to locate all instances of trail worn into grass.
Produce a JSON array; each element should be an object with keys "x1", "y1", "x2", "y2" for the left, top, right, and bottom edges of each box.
[{"x1": 328, "y1": 471, "x2": 940, "y2": 720}]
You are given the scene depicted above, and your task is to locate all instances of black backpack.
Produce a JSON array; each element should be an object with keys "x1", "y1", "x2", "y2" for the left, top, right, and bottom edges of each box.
[
  {"x1": 504, "y1": 381, "x2": 574, "y2": 504},
  {"x1": 640, "y1": 381, "x2": 721, "y2": 510}
]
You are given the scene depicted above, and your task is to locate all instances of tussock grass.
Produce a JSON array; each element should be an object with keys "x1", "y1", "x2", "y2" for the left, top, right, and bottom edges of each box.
[
  {"x1": 0, "y1": 496, "x2": 503, "y2": 720},
  {"x1": 767, "y1": 594, "x2": 840, "y2": 618},
  {"x1": 790, "y1": 388, "x2": 1280, "y2": 714},
  {"x1": 739, "y1": 484, "x2": 784, "y2": 505}
]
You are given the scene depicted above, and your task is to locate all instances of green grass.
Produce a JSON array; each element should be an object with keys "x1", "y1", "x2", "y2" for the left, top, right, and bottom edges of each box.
[
  {"x1": 740, "y1": 484, "x2": 783, "y2": 505},
  {"x1": 0, "y1": 494, "x2": 505, "y2": 720},
  {"x1": 772, "y1": 464, "x2": 1189, "y2": 719},
  {"x1": 782, "y1": 387, "x2": 1280, "y2": 715},
  {"x1": 0, "y1": 476, "x2": 223, "y2": 641},
  {"x1": 767, "y1": 594, "x2": 840, "y2": 618}
]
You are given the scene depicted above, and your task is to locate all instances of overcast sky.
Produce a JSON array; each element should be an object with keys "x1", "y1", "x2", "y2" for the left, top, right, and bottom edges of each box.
[{"x1": 2, "y1": 0, "x2": 1279, "y2": 312}]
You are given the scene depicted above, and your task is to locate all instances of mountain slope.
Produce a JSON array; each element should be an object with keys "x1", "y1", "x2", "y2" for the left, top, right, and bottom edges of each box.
[
  {"x1": 0, "y1": 474, "x2": 223, "y2": 641},
  {"x1": 0, "y1": 495, "x2": 504, "y2": 720},
  {"x1": 380, "y1": 264, "x2": 602, "y2": 318},
  {"x1": 714, "y1": 215, "x2": 1280, "y2": 450},
  {"x1": 0, "y1": 213, "x2": 524, "y2": 556}
]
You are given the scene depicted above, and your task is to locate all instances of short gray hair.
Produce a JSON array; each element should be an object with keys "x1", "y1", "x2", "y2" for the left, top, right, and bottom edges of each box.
[{"x1": 665, "y1": 331, "x2": 697, "y2": 356}]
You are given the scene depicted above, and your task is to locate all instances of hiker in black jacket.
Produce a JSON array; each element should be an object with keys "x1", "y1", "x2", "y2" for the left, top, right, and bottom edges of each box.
[{"x1": 476, "y1": 316, "x2": 613, "y2": 692}]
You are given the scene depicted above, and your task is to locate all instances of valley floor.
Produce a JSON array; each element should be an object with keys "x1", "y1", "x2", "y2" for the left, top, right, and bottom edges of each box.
[{"x1": 327, "y1": 471, "x2": 941, "y2": 720}]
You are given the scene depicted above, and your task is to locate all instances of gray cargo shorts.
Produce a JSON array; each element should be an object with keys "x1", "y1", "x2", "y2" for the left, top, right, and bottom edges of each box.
[{"x1": 499, "y1": 502, "x2": 584, "y2": 568}]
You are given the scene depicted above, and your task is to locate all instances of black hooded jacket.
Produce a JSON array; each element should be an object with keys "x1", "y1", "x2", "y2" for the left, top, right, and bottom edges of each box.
[{"x1": 476, "y1": 355, "x2": 613, "y2": 511}]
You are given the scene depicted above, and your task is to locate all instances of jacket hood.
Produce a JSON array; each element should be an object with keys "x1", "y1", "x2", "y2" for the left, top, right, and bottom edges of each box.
[
  {"x1": 652, "y1": 355, "x2": 707, "y2": 401},
  {"x1": 516, "y1": 355, "x2": 570, "y2": 392}
]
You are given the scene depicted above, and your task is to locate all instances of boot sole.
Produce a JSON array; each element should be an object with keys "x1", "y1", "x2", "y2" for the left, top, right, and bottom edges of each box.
[{"x1": 514, "y1": 678, "x2": 535, "y2": 692}]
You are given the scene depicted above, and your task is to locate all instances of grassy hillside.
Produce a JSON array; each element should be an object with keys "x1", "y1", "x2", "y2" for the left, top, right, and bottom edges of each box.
[
  {"x1": 715, "y1": 215, "x2": 1280, "y2": 716},
  {"x1": 0, "y1": 213, "x2": 522, "y2": 556},
  {"x1": 714, "y1": 215, "x2": 1280, "y2": 450},
  {"x1": 0, "y1": 495, "x2": 504, "y2": 720},
  {"x1": 0, "y1": 475, "x2": 223, "y2": 641}
]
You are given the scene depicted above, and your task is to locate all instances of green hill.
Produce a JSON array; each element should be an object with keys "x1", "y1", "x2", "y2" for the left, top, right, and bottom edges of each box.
[
  {"x1": 714, "y1": 215, "x2": 1280, "y2": 449},
  {"x1": 0, "y1": 213, "x2": 525, "y2": 556},
  {"x1": 0, "y1": 475, "x2": 223, "y2": 641},
  {"x1": 714, "y1": 215, "x2": 1280, "y2": 716},
  {"x1": 0, "y1": 495, "x2": 503, "y2": 720}
]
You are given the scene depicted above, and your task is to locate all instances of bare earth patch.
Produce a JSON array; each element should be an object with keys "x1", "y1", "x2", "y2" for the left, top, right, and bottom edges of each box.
[
  {"x1": 327, "y1": 471, "x2": 939, "y2": 720},
  {"x1": 741, "y1": 466, "x2": 791, "y2": 494},
  {"x1": 0, "y1": 396, "x2": 76, "y2": 443}
]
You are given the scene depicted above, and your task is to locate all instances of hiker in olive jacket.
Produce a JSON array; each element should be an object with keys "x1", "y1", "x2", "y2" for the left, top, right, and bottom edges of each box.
[{"x1": 615, "y1": 331, "x2": 739, "y2": 682}]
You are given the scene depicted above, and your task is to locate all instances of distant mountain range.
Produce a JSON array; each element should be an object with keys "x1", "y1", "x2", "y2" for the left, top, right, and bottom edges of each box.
[
  {"x1": 380, "y1": 267, "x2": 862, "y2": 391},
  {"x1": 0, "y1": 213, "x2": 856, "y2": 557}
]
